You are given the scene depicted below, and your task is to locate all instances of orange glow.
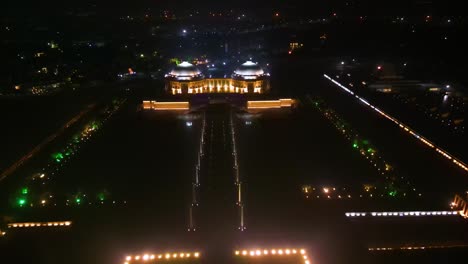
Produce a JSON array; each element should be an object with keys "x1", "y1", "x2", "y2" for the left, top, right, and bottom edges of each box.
[
  {"x1": 7, "y1": 221, "x2": 72, "y2": 228},
  {"x1": 247, "y1": 99, "x2": 294, "y2": 109},
  {"x1": 235, "y1": 248, "x2": 310, "y2": 264},
  {"x1": 142, "y1": 100, "x2": 190, "y2": 110}
]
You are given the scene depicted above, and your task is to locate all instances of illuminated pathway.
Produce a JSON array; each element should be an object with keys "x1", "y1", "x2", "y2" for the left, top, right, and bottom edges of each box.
[
  {"x1": 7, "y1": 99, "x2": 126, "y2": 208},
  {"x1": 307, "y1": 96, "x2": 420, "y2": 198},
  {"x1": 196, "y1": 104, "x2": 238, "y2": 238},
  {"x1": 368, "y1": 244, "x2": 468, "y2": 251},
  {"x1": 234, "y1": 248, "x2": 310, "y2": 264},
  {"x1": 124, "y1": 252, "x2": 201, "y2": 264},
  {"x1": 324, "y1": 74, "x2": 468, "y2": 173},
  {"x1": 188, "y1": 113, "x2": 206, "y2": 231},
  {"x1": 230, "y1": 110, "x2": 245, "y2": 231},
  {"x1": 0, "y1": 103, "x2": 96, "y2": 182},
  {"x1": 345, "y1": 210, "x2": 461, "y2": 218}
]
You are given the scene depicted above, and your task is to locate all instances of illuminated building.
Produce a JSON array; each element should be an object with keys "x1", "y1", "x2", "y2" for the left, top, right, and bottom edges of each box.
[
  {"x1": 289, "y1": 42, "x2": 304, "y2": 51},
  {"x1": 165, "y1": 61, "x2": 270, "y2": 95},
  {"x1": 452, "y1": 194, "x2": 468, "y2": 218}
]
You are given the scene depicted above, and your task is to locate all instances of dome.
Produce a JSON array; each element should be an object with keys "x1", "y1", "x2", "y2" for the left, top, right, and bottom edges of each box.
[
  {"x1": 233, "y1": 61, "x2": 265, "y2": 79},
  {"x1": 167, "y1": 62, "x2": 202, "y2": 80}
]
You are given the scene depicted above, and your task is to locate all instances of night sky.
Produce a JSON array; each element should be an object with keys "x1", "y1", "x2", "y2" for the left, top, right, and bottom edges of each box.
[{"x1": 2, "y1": 0, "x2": 466, "y2": 15}]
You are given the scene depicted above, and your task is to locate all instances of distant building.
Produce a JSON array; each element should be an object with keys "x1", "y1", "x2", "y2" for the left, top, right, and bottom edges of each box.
[
  {"x1": 165, "y1": 61, "x2": 270, "y2": 95},
  {"x1": 368, "y1": 79, "x2": 445, "y2": 93}
]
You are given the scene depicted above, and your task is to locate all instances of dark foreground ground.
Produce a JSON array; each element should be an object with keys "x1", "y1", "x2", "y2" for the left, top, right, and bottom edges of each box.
[{"x1": 1, "y1": 59, "x2": 468, "y2": 264}]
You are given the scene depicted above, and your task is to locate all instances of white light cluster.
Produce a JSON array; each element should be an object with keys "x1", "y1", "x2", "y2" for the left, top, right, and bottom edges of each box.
[
  {"x1": 8, "y1": 221, "x2": 72, "y2": 228},
  {"x1": 124, "y1": 252, "x2": 200, "y2": 263},
  {"x1": 345, "y1": 211, "x2": 460, "y2": 217},
  {"x1": 235, "y1": 248, "x2": 310, "y2": 264},
  {"x1": 324, "y1": 74, "x2": 468, "y2": 173}
]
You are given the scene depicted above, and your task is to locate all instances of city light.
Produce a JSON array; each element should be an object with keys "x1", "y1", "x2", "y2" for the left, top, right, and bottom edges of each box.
[
  {"x1": 142, "y1": 101, "x2": 190, "y2": 111},
  {"x1": 309, "y1": 97, "x2": 418, "y2": 197},
  {"x1": 247, "y1": 99, "x2": 294, "y2": 109},
  {"x1": 345, "y1": 211, "x2": 460, "y2": 217},
  {"x1": 18, "y1": 198, "x2": 26, "y2": 206},
  {"x1": 369, "y1": 244, "x2": 468, "y2": 251},
  {"x1": 122, "y1": 251, "x2": 200, "y2": 262},
  {"x1": 234, "y1": 248, "x2": 309, "y2": 264},
  {"x1": 8, "y1": 221, "x2": 72, "y2": 228},
  {"x1": 324, "y1": 74, "x2": 468, "y2": 173}
]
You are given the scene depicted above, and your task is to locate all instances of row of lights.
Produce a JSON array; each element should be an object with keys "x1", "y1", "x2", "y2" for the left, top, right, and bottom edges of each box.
[
  {"x1": 303, "y1": 186, "x2": 421, "y2": 200},
  {"x1": 369, "y1": 244, "x2": 468, "y2": 251},
  {"x1": 8, "y1": 221, "x2": 72, "y2": 228},
  {"x1": 234, "y1": 248, "x2": 308, "y2": 260},
  {"x1": 125, "y1": 252, "x2": 200, "y2": 263},
  {"x1": 324, "y1": 74, "x2": 468, "y2": 173},
  {"x1": 345, "y1": 211, "x2": 460, "y2": 217},
  {"x1": 188, "y1": 114, "x2": 206, "y2": 231},
  {"x1": 16, "y1": 100, "x2": 126, "y2": 209},
  {"x1": 230, "y1": 111, "x2": 245, "y2": 231},
  {"x1": 310, "y1": 97, "x2": 417, "y2": 195},
  {"x1": 235, "y1": 248, "x2": 310, "y2": 264}
]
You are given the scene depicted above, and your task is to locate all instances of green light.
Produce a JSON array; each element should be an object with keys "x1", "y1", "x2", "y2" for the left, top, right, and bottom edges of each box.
[
  {"x1": 18, "y1": 199, "x2": 26, "y2": 206},
  {"x1": 388, "y1": 191, "x2": 397, "y2": 197},
  {"x1": 21, "y1": 188, "x2": 28, "y2": 194},
  {"x1": 75, "y1": 198, "x2": 81, "y2": 204},
  {"x1": 353, "y1": 143, "x2": 358, "y2": 148},
  {"x1": 98, "y1": 193, "x2": 105, "y2": 201},
  {"x1": 53, "y1": 152, "x2": 64, "y2": 162},
  {"x1": 367, "y1": 148, "x2": 374, "y2": 153}
]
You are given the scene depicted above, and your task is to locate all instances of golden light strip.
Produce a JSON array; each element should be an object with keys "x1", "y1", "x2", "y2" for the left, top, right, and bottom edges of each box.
[
  {"x1": 124, "y1": 252, "x2": 200, "y2": 264},
  {"x1": 8, "y1": 221, "x2": 72, "y2": 228},
  {"x1": 247, "y1": 99, "x2": 294, "y2": 109},
  {"x1": 234, "y1": 248, "x2": 310, "y2": 264},
  {"x1": 142, "y1": 101, "x2": 190, "y2": 111},
  {"x1": 324, "y1": 74, "x2": 468, "y2": 173}
]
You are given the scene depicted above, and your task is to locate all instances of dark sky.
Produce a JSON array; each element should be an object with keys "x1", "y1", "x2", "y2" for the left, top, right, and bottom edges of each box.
[{"x1": 2, "y1": 0, "x2": 466, "y2": 15}]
